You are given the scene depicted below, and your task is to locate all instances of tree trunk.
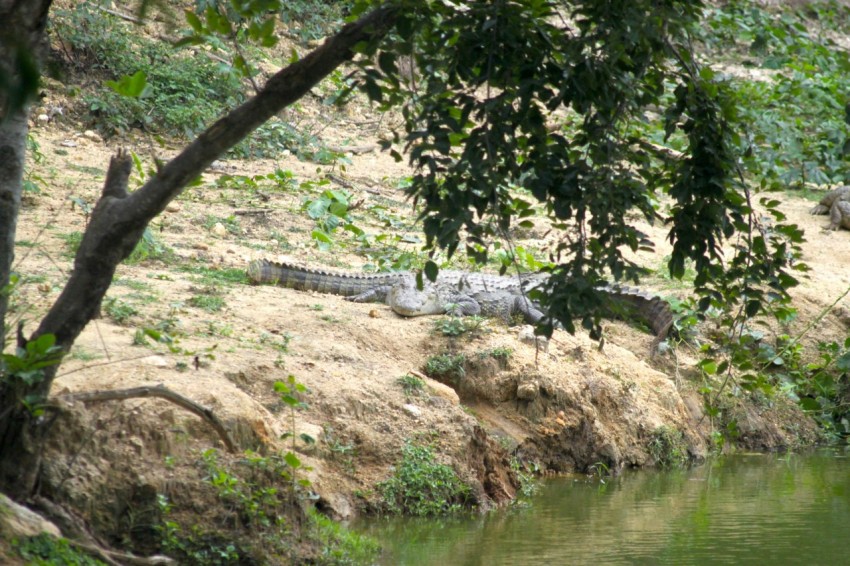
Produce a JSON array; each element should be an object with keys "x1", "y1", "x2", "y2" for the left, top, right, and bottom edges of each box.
[
  {"x1": 0, "y1": 0, "x2": 52, "y2": 350},
  {"x1": 0, "y1": 3, "x2": 397, "y2": 497}
]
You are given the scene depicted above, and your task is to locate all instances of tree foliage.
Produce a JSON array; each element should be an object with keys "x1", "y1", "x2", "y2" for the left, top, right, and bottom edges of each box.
[{"x1": 354, "y1": 0, "x2": 803, "y2": 337}]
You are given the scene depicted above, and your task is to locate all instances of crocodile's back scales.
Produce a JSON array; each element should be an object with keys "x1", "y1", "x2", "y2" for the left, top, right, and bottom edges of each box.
[
  {"x1": 247, "y1": 259, "x2": 675, "y2": 339},
  {"x1": 247, "y1": 260, "x2": 406, "y2": 296}
]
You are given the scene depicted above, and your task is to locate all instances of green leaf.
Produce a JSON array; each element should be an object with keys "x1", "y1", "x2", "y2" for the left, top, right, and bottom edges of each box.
[
  {"x1": 699, "y1": 359, "x2": 718, "y2": 375},
  {"x1": 284, "y1": 452, "x2": 301, "y2": 469},
  {"x1": 184, "y1": 9, "x2": 203, "y2": 33},
  {"x1": 424, "y1": 260, "x2": 439, "y2": 283},
  {"x1": 105, "y1": 71, "x2": 151, "y2": 99}
]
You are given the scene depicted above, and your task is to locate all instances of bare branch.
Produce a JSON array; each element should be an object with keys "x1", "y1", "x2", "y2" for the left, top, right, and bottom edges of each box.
[
  {"x1": 31, "y1": 4, "x2": 398, "y2": 375},
  {"x1": 59, "y1": 385, "x2": 237, "y2": 453}
]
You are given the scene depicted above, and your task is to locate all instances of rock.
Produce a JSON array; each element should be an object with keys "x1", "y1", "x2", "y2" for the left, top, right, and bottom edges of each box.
[
  {"x1": 421, "y1": 375, "x2": 460, "y2": 405},
  {"x1": 36, "y1": 113, "x2": 49, "y2": 123},
  {"x1": 60, "y1": 139, "x2": 77, "y2": 148},
  {"x1": 143, "y1": 355, "x2": 170, "y2": 368},
  {"x1": 82, "y1": 129, "x2": 102, "y2": 142},
  {"x1": 518, "y1": 326, "x2": 549, "y2": 352},
  {"x1": 516, "y1": 377, "x2": 540, "y2": 401},
  {"x1": 319, "y1": 492, "x2": 353, "y2": 520},
  {"x1": 165, "y1": 202, "x2": 181, "y2": 213},
  {"x1": 403, "y1": 404, "x2": 422, "y2": 418},
  {"x1": 211, "y1": 222, "x2": 227, "y2": 237},
  {"x1": 0, "y1": 493, "x2": 62, "y2": 539}
]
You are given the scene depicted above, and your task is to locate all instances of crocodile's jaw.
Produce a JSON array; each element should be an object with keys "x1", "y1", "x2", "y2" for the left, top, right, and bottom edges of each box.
[{"x1": 387, "y1": 285, "x2": 445, "y2": 317}]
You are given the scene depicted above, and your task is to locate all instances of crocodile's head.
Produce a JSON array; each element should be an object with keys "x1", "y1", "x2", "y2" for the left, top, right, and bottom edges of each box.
[{"x1": 387, "y1": 276, "x2": 445, "y2": 317}]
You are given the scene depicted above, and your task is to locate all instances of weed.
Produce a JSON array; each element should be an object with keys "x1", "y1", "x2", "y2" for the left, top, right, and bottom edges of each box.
[
  {"x1": 432, "y1": 315, "x2": 480, "y2": 337},
  {"x1": 397, "y1": 374, "x2": 425, "y2": 397},
  {"x1": 478, "y1": 347, "x2": 512, "y2": 364},
  {"x1": 258, "y1": 332, "x2": 291, "y2": 353},
  {"x1": 323, "y1": 425, "x2": 357, "y2": 472},
  {"x1": 126, "y1": 228, "x2": 173, "y2": 264},
  {"x1": 51, "y1": 3, "x2": 246, "y2": 139},
  {"x1": 176, "y1": 264, "x2": 249, "y2": 286},
  {"x1": 58, "y1": 230, "x2": 83, "y2": 259},
  {"x1": 424, "y1": 353, "x2": 466, "y2": 384},
  {"x1": 301, "y1": 184, "x2": 365, "y2": 250},
  {"x1": 68, "y1": 346, "x2": 100, "y2": 361},
  {"x1": 112, "y1": 278, "x2": 153, "y2": 291},
  {"x1": 204, "y1": 214, "x2": 241, "y2": 236},
  {"x1": 188, "y1": 294, "x2": 226, "y2": 313},
  {"x1": 307, "y1": 508, "x2": 380, "y2": 564},
  {"x1": 103, "y1": 297, "x2": 138, "y2": 325},
  {"x1": 647, "y1": 426, "x2": 689, "y2": 468},
  {"x1": 132, "y1": 329, "x2": 150, "y2": 346},
  {"x1": 377, "y1": 442, "x2": 475, "y2": 516},
  {"x1": 13, "y1": 533, "x2": 106, "y2": 565},
  {"x1": 510, "y1": 457, "x2": 539, "y2": 498}
]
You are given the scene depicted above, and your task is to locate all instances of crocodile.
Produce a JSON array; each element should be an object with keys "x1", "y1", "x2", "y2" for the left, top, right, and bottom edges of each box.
[
  {"x1": 810, "y1": 186, "x2": 850, "y2": 230},
  {"x1": 247, "y1": 259, "x2": 674, "y2": 341}
]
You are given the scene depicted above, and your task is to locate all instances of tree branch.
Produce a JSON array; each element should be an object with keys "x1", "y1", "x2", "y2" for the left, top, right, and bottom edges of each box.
[
  {"x1": 30, "y1": 5, "x2": 398, "y2": 390},
  {"x1": 59, "y1": 385, "x2": 237, "y2": 453}
]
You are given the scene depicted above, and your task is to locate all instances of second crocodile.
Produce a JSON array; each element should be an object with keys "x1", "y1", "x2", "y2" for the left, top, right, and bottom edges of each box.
[
  {"x1": 247, "y1": 260, "x2": 674, "y2": 341},
  {"x1": 810, "y1": 186, "x2": 850, "y2": 231}
]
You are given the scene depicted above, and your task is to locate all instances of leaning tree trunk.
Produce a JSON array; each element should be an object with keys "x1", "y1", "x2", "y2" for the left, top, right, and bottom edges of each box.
[{"x1": 0, "y1": 3, "x2": 397, "y2": 497}]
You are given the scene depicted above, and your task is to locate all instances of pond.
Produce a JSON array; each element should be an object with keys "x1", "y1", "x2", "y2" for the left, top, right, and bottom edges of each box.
[{"x1": 355, "y1": 448, "x2": 850, "y2": 565}]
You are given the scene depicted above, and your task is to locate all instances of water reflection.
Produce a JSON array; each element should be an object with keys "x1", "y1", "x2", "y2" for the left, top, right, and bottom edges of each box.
[{"x1": 356, "y1": 448, "x2": 850, "y2": 565}]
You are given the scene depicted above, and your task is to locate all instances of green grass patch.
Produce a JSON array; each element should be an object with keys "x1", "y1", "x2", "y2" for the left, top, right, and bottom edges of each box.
[
  {"x1": 423, "y1": 353, "x2": 466, "y2": 384},
  {"x1": 188, "y1": 294, "x2": 226, "y2": 313},
  {"x1": 176, "y1": 264, "x2": 249, "y2": 286},
  {"x1": 14, "y1": 533, "x2": 106, "y2": 565},
  {"x1": 377, "y1": 442, "x2": 475, "y2": 516},
  {"x1": 103, "y1": 297, "x2": 138, "y2": 325}
]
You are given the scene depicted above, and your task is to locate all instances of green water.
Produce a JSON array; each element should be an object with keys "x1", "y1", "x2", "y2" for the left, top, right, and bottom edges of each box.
[{"x1": 356, "y1": 449, "x2": 850, "y2": 565}]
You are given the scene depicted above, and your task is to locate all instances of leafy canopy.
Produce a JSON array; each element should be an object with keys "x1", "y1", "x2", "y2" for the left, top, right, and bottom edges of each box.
[{"x1": 352, "y1": 0, "x2": 803, "y2": 337}]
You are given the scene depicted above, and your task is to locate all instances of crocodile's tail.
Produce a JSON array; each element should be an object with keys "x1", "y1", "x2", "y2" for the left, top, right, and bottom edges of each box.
[
  {"x1": 602, "y1": 285, "x2": 674, "y2": 338},
  {"x1": 247, "y1": 259, "x2": 406, "y2": 296}
]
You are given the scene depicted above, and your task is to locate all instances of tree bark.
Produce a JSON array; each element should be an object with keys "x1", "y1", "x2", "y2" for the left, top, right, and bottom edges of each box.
[
  {"x1": 0, "y1": 3, "x2": 397, "y2": 497},
  {"x1": 0, "y1": 0, "x2": 53, "y2": 351}
]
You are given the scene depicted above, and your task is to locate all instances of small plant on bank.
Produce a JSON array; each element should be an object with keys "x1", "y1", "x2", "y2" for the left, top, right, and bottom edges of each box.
[
  {"x1": 477, "y1": 347, "x2": 513, "y2": 366},
  {"x1": 13, "y1": 533, "x2": 106, "y2": 565},
  {"x1": 377, "y1": 442, "x2": 475, "y2": 516},
  {"x1": 648, "y1": 426, "x2": 689, "y2": 468},
  {"x1": 510, "y1": 457, "x2": 539, "y2": 499},
  {"x1": 102, "y1": 297, "x2": 138, "y2": 325},
  {"x1": 188, "y1": 293, "x2": 226, "y2": 313},
  {"x1": 301, "y1": 184, "x2": 365, "y2": 250},
  {"x1": 397, "y1": 373, "x2": 425, "y2": 397},
  {"x1": 157, "y1": 378, "x2": 373, "y2": 564},
  {"x1": 423, "y1": 353, "x2": 466, "y2": 385},
  {"x1": 432, "y1": 314, "x2": 486, "y2": 337}
]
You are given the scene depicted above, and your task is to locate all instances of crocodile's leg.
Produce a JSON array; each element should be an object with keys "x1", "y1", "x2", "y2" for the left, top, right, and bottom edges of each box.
[
  {"x1": 442, "y1": 294, "x2": 482, "y2": 317},
  {"x1": 346, "y1": 285, "x2": 395, "y2": 303},
  {"x1": 829, "y1": 201, "x2": 850, "y2": 230},
  {"x1": 510, "y1": 296, "x2": 546, "y2": 324}
]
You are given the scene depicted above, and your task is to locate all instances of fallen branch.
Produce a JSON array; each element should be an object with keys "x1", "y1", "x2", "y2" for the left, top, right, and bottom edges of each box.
[
  {"x1": 326, "y1": 144, "x2": 378, "y2": 155},
  {"x1": 59, "y1": 385, "x2": 236, "y2": 452}
]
